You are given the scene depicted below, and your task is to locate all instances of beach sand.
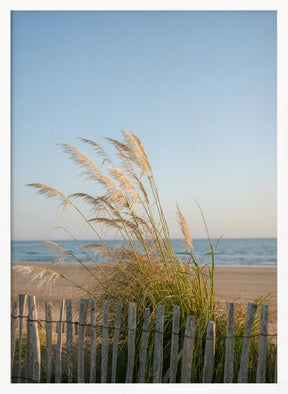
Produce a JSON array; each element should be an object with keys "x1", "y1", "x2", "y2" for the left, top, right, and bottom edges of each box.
[{"x1": 11, "y1": 262, "x2": 277, "y2": 332}]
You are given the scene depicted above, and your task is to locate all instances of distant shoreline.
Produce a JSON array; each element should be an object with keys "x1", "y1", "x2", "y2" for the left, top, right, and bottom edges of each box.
[
  {"x1": 11, "y1": 261, "x2": 277, "y2": 268},
  {"x1": 11, "y1": 238, "x2": 277, "y2": 267},
  {"x1": 12, "y1": 237, "x2": 278, "y2": 242}
]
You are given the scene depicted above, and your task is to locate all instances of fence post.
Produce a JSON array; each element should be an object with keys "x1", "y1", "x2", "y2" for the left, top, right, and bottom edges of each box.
[
  {"x1": 224, "y1": 302, "x2": 234, "y2": 383},
  {"x1": 90, "y1": 299, "x2": 97, "y2": 383},
  {"x1": 111, "y1": 302, "x2": 122, "y2": 383},
  {"x1": 27, "y1": 295, "x2": 41, "y2": 383},
  {"x1": 77, "y1": 299, "x2": 89, "y2": 383},
  {"x1": 162, "y1": 349, "x2": 183, "y2": 383},
  {"x1": 138, "y1": 307, "x2": 150, "y2": 383},
  {"x1": 153, "y1": 305, "x2": 164, "y2": 383},
  {"x1": 66, "y1": 299, "x2": 73, "y2": 383},
  {"x1": 202, "y1": 321, "x2": 216, "y2": 383},
  {"x1": 25, "y1": 299, "x2": 31, "y2": 382},
  {"x1": 55, "y1": 300, "x2": 65, "y2": 383},
  {"x1": 17, "y1": 294, "x2": 27, "y2": 382},
  {"x1": 126, "y1": 302, "x2": 137, "y2": 383},
  {"x1": 181, "y1": 315, "x2": 196, "y2": 383},
  {"x1": 256, "y1": 305, "x2": 269, "y2": 383},
  {"x1": 101, "y1": 300, "x2": 109, "y2": 383},
  {"x1": 45, "y1": 301, "x2": 53, "y2": 383},
  {"x1": 169, "y1": 305, "x2": 180, "y2": 383},
  {"x1": 238, "y1": 302, "x2": 258, "y2": 383},
  {"x1": 11, "y1": 299, "x2": 18, "y2": 379}
]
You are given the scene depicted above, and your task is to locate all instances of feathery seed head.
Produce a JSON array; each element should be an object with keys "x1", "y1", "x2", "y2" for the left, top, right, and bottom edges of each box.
[
  {"x1": 177, "y1": 204, "x2": 193, "y2": 252},
  {"x1": 12, "y1": 265, "x2": 59, "y2": 289},
  {"x1": 58, "y1": 144, "x2": 99, "y2": 171},
  {"x1": 79, "y1": 138, "x2": 112, "y2": 166},
  {"x1": 105, "y1": 188, "x2": 127, "y2": 209},
  {"x1": 108, "y1": 167, "x2": 135, "y2": 191},
  {"x1": 43, "y1": 241, "x2": 73, "y2": 263},
  {"x1": 121, "y1": 129, "x2": 152, "y2": 174},
  {"x1": 27, "y1": 183, "x2": 68, "y2": 201}
]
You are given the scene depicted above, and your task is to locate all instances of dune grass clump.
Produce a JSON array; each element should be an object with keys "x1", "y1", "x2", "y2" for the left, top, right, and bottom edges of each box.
[
  {"x1": 21, "y1": 129, "x2": 276, "y2": 382},
  {"x1": 27, "y1": 130, "x2": 217, "y2": 313}
]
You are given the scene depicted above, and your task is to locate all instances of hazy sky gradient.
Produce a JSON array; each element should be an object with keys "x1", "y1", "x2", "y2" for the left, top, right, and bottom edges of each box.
[{"x1": 11, "y1": 11, "x2": 277, "y2": 241}]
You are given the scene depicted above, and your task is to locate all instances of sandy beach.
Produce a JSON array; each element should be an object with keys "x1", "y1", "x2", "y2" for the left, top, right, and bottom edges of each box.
[{"x1": 11, "y1": 262, "x2": 277, "y2": 331}]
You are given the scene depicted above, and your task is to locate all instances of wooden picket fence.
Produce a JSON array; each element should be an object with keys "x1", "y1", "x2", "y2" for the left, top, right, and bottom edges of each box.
[{"x1": 11, "y1": 294, "x2": 277, "y2": 383}]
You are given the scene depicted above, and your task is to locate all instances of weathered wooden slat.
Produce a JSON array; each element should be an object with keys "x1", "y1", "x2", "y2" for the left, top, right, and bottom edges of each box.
[
  {"x1": 66, "y1": 299, "x2": 73, "y2": 383},
  {"x1": 224, "y1": 302, "x2": 234, "y2": 383},
  {"x1": 11, "y1": 299, "x2": 18, "y2": 378},
  {"x1": 17, "y1": 294, "x2": 27, "y2": 382},
  {"x1": 126, "y1": 302, "x2": 137, "y2": 383},
  {"x1": 101, "y1": 300, "x2": 109, "y2": 383},
  {"x1": 256, "y1": 305, "x2": 268, "y2": 383},
  {"x1": 181, "y1": 315, "x2": 196, "y2": 383},
  {"x1": 202, "y1": 321, "x2": 216, "y2": 383},
  {"x1": 77, "y1": 299, "x2": 89, "y2": 383},
  {"x1": 153, "y1": 305, "x2": 164, "y2": 383},
  {"x1": 25, "y1": 299, "x2": 31, "y2": 382},
  {"x1": 138, "y1": 308, "x2": 150, "y2": 383},
  {"x1": 162, "y1": 349, "x2": 183, "y2": 383},
  {"x1": 111, "y1": 302, "x2": 122, "y2": 383},
  {"x1": 55, "y1": 300, "x2": 65, "y2": 383},
  {"x1": 45, "y1": 301, "x2": 53, "y2": 383},
  {"x1": 27, "y1": 295, "x2": 41, "y2": 383},
  {"x1": 169, "y1": 305, "x2": 180, "y2": 383},
  {"x1": 238, "y1": 302, "x2": 258, "y2": 383},
  {"x1": 90, "y1": 299, "x2": 97, "y2": 383}
]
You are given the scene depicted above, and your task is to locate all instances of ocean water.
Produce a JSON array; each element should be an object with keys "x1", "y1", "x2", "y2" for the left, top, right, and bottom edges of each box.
[{"x1": 11, "y1": 238, "x2": 277, "y2": 267}]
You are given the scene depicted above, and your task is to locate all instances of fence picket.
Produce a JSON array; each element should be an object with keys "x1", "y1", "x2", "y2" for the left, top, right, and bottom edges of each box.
[
  {"x1": 77, "y1": 299, "x2": 89, "y2": 383},
  {"x1": 238, "y1": 302, "x2": 258, "y2": 383},
  {"x1": 101, "y1": 300, "x2": 109, "y2": 383},
  {"x1": 163, "y1": 349, "x2": 183, "y2": 383},
  {"x1": 66, "y1": 299, "x2": 73, "y2": 383},
  {"x1": 181, "y1": 315, "x2": 196, "y2": 383},
  {"x1": 224, "y1": 302, "x2": 234, "y2": 383},
  {"x1": 55, "y1": 300, "x2": 65, "y2": 383},
  {"x1": 153, "y1": 305, "x2": 164, "y2": 383},
  {"x1": 17, "y1": 294, "x2": 27, "y2": 382},
  {"x1": 169, "y1": 305, "x2": 180, "y2": 383},
  {"x1": 45, "y1": 301, "x2": 53, "y2": 383},
  {"x1": 90, "y1": 299, "x2": 97, "y2": 383},
  {"x1": 27, "y1": 295, "x2": 41, "y2": 383},
  {"x1": 126, "y1": 302, "x2": 137, "y2": 383},
  {"x1": 111, "y1": 302, "x2": 122, "y2": 383},
  {"x1": 25, "y1": 300, "x2": 31, "y2": 382},
  {"x1": 11, "y1": 299, "x2": 18, "y2": 378},
  {"x1": 202, "y1": 321, "x2": 216, "y2": 383},
  {"x1": 138, "y1": 308, "x2": 151, "y2": 383},
  {"x1": 256, "y1": 304, "x2": 268, "y2": 383}
]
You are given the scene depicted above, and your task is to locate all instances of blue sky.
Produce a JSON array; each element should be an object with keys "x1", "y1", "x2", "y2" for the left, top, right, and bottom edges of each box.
[{"x1": 11, "y1": 10, "x2": 277, "y2": 240}]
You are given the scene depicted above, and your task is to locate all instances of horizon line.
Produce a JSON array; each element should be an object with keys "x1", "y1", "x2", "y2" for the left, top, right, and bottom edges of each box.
[{"x1": 12, "y1": 236, "x2": 277, "y2": 242}]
